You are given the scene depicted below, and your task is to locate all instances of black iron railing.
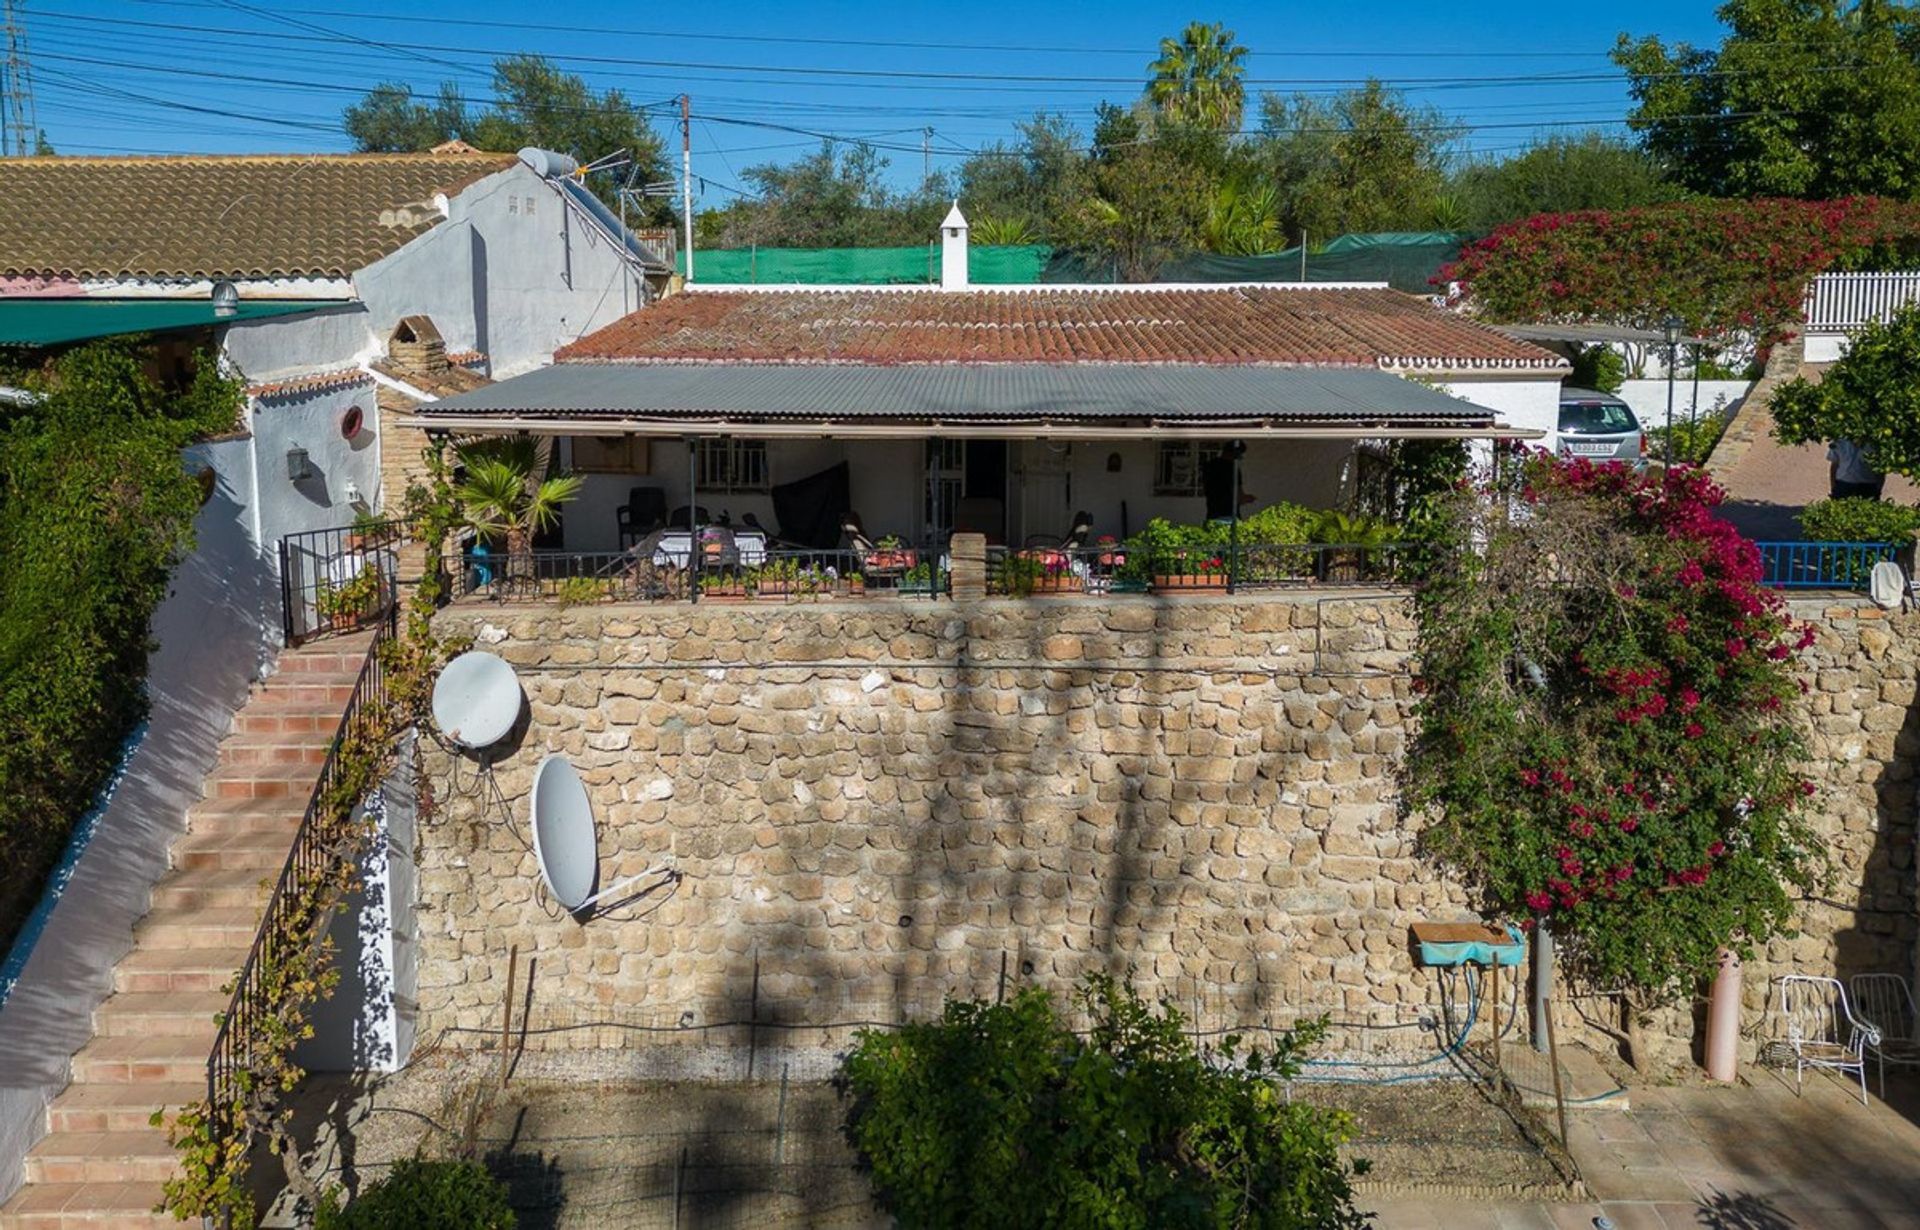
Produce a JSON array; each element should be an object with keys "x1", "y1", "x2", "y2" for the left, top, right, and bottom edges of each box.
[
  {"x1": 204, "y1": 609, "x2": 394, "y2": 1185},
  {"x1": 278, "y1": 520, "x2": 407, "y2": 644},
  {"x1": 985, "y1": 542, "x2": 1408, "y2": 596},
  {"x1": 445, "y1": 537, "x2": 951, "y2": 604}
]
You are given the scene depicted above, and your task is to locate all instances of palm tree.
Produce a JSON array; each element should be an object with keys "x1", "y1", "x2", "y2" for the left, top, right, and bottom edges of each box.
[
  {"x1": 456, "y1": 436, "x2": 582, "y2": 572},
  {"x1": 1146, "y1": 22, "x2": 1249, "y2": 132},
  {"x1": 1202, "y1": 180, "x2": 1286, "y2": 255}
]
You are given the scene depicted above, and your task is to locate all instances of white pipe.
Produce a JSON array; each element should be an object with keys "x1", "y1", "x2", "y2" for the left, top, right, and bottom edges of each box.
[{"x1": 1706, "y1": 947, "x2": 1742, "y2": 1082}]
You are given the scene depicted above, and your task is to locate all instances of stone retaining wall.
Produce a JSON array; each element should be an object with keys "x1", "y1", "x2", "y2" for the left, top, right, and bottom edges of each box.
[{"x1": 413, "y1": 594, "x2": 1918, "y2": 1070}]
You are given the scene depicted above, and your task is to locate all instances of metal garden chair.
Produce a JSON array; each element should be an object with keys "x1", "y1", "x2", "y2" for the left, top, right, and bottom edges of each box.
[
  {"x1": 1772, "y1": 974, "x2": 1877, "y2": 1106},
  {"x1": 1850, "y1": 973, "x2": 1920, "y2": 1097}
]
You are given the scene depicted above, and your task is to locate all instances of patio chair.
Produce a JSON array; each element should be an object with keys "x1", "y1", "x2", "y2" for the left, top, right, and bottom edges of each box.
[
  {"x1": 1850, "y1": 973, "x2": 1920, "y2": 1097},
  {"x1": 1772, "y1": 974, "x2": 1877, "y2": 1105},
  {"x1": 1023, "y1": 510, "x2": 1094, "y2": 551},
  {"x1": 843, "y1": 511, "x2": 915, "y2": 577},
  {"x1": 616, "y1": 486, "x2": 667, "y2": 550}
]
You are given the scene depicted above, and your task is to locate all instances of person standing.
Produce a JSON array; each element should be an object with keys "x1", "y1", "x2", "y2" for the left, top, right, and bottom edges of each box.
[{"x1": 1828, "y1": 438, "x2": 1886, "y2": 499}]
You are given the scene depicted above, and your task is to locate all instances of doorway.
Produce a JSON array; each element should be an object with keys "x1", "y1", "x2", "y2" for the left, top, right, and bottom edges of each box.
[{"x1": 923, "y1": 439, "x2": 1008, "y2": 543}]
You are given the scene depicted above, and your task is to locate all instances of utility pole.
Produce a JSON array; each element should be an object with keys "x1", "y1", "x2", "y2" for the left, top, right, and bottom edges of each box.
[
  {"x1": 680, "y1": 94, "x2": 694, "y2": 284},
  {"x1": 922, "y1": 126, "x2": 932, "y2": 186},
  {"x1": 1, "y1": 0, "x2": 37, "y2": 158}
]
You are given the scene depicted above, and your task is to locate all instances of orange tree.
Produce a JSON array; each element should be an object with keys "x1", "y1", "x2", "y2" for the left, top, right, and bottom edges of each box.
[{"x1": 1404, "y1": 456, "x2": 1827, "y2": 1067}]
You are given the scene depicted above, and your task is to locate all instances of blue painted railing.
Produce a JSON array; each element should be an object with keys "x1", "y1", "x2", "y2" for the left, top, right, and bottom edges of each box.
[{"x1": 1755, "y1": 541, "x2": 1900, "y2": 590}]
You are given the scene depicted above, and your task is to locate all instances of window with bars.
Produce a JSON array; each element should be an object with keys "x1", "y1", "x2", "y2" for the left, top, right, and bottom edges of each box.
[
  {"x1": 696, "y1": 438, "x2": 769, "y2": 492},
  {"x1": 1152, "y1": 441, "x2": 1226, "y2": 496}
]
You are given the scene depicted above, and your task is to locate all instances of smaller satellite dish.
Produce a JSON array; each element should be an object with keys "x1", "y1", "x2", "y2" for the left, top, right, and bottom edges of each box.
[
  {"x1": 432, "y1": 651, "x2": 521, "y2": 750},
  {"x1": 531, "y1": 755, "x2": 598, "y2": 912}
]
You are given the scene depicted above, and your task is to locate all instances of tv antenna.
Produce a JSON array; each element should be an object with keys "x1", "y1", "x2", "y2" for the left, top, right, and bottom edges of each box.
[
  {"x1": 1, "y1": 0, "x2": 37, "y2": 158},
  {"x1": 530, "y1": 754, "x2": 677, "y2": 918}
]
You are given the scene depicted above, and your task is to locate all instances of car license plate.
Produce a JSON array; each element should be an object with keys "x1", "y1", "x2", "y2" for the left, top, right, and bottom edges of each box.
[{"x1": 1567, "y1": 442, "x2": 1614, "y2": 455}]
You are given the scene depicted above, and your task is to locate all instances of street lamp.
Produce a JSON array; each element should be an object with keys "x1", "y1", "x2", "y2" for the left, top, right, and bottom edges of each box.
[{"x1": 1662, "y1": 314, "x2": 1684, "y2": 470}]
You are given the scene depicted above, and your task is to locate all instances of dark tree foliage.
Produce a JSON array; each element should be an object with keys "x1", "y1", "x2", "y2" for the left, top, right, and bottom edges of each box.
[
  {"x1": 1450, "y1": 133, "x2": 1686, "y2": 230},
  {"x1": 315, "y1": 1158, "x2": 515, "y2": 1230},
  {"x1": 343, "y1": 55, "x2": 673, "y2": 221},
  {"x1": 839, "y1": 975, "x2": 1368, "y2": 1230},
  {"x1": 699, "y1": 142, "x2": 953, "y2": 249},
  {"x1": 1614, "y1": 0, "x2": 1920, "y2": 199},
  {"x1": 0, "y1": 342, "x2": 240, "y2": 948}
]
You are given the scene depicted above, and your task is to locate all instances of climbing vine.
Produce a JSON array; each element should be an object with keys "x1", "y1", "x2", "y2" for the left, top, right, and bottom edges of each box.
[
  {"x1": 157, "y1": 447, "x2": 465, "y2": 1226},
  {"x1": 1404, "y1": 455, "x2": 1827, "y2": 1067}
]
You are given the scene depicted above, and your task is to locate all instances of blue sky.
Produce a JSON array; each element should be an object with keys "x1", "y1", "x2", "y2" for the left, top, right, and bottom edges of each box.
[{"x1": 20, "y1": 0, "x2": 1730, "y2": 204}]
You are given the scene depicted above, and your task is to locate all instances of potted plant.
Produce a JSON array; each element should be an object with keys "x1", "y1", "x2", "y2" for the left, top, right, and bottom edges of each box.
[
  {"x1": 343, "y1": 507, "x2": 386, "y2": 552},
  {"x1": 753, "y1": 557, "x2": 806, "y2": 598},
  {"x1": 1310, "y1": 510, "x2": 1400, "y2": 583},
  {"x1": 847, "y1": 570, "x2": 866, "y2": 596},
  {"x1": 1032, "y1": 553, "x2": 1084, "y2": 595},
  {"x1": 700, "y1": 571, "x2": 748, "y2": 601},
  {"x1": 1153, "y1": 552, "x2": 1228, "y2": 592},
  {"x1": 996, "y1": 554, "x2": 1043, "y2": 597},
  {"x1": 900, "y1": 561, "x2": 942, "y2": 595},
  {"x1": 315, "y1": 566, "x2": 383, "y2": 628},
  {"x1": 865, "y1": 534, "x2": 916, "y2": 574}
]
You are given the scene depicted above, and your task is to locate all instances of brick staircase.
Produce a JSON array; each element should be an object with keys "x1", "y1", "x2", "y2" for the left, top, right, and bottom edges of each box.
[{"x1": 0, "y1": 633, "x2": 374, "y2": 1228}]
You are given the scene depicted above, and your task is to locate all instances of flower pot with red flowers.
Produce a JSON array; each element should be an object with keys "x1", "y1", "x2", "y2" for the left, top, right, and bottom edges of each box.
[{"x1": 1153, "y1": 553, "x2": 1228, "y2": 593}]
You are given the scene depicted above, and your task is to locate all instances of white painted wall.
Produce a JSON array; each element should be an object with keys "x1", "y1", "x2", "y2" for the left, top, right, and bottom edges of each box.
[
  {"x1": 1615, "y1": 378, "x2": 1752, "y2": 432},
  {"x1": 355, "y1": 162, "x2": 650, "y2": 377},
  {"x1": 246, "y1": 382, "x2": 383, "y2": 546},
  {"x1": 0, "y1": 440, "x2": 273, "y2": 1203},
  {"x1": 1441, "y1": 375, "x2": 1563, "y2": 449},
  {"x1": 1806, "y1": 333, "x2": 1848, "y2": 363},
  {"x1": 300, "y1": 735, "x2": 417, "y2": 1074}
]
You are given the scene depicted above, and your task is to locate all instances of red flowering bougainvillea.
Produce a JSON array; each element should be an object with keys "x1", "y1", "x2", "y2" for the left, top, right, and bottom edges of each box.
[
  {"x1": 1438, "y1": 196, "x2": 1920, "y2": 347},
  {"x1": 1406, "y1": 455, "x2": 1826, "y2": 1057}
]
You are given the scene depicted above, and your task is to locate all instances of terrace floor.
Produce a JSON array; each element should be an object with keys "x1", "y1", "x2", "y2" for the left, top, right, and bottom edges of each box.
[{"x1": 1365, "y1": 1067, "x2": 1920, "y2": 1229}]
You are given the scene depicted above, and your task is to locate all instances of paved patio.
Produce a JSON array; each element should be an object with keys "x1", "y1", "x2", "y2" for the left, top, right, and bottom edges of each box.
[{"x1": 1363, "y1": 1069, "x2": 1920, "y2": 1229}]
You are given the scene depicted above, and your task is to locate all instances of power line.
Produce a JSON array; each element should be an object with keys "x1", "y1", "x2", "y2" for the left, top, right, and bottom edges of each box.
[
  {"x1": 114, "y1": 0, "x2": 1624, "y2": 59},
  {"x1": 17, "y1": 8, "x2": 1858, "y2": 91}
]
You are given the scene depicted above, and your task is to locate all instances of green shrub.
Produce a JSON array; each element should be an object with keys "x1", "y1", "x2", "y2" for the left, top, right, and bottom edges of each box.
[
  {"x1": 0, "y1": 342, "x2": 238, "y2": 947},
  {"x1": 316, "y1": 1158, "x2": 515, "y2": 1230},
  {"x1": 1645, "y1": 417, "x2": 1726, "y2": 467},
  {"x1": 1799, "y1": 497, "x2": 1920, "y2": 543},
  {"x1": 1568, "y1": 344, "x2": 1627, "y2": 393},
  {"x1": 839, "y1": 974, "x2": 1368, "y2": 1230}
]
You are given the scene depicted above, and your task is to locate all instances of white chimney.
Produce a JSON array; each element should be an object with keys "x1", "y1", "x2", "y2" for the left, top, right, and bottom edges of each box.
[{"x1": 940, "y1": 201, "x2": 969, "y2": 291}]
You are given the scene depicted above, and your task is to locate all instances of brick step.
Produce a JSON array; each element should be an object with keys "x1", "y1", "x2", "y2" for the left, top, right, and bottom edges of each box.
[
  {"x1": 130, "y1": 906, "x2": 262, "y2": 951},
  {"x1": 217, "y1": 736, "x2": 332, "y2": 767},
  {"x1": 23, "y1": 1130, "x2": 178, "y2": 1186},
  {"x1": 114, "y1": 946, "x2": 246, "y2": 996},
  {"x1": 148, "y1": 868, "x2": 269, "y2": 912},
  {"x1": 0, "y1": 1179, "x2": 172, "y2": 1228},
  {"x1": 204, "y1": 761, "x2": 326, "y2": 802},
  {"x1": 252, "y1": 678, "x2": 357, "y2": 704},
  {"x1": 183, "y1": 795, "x2": 304, "y2": 838},
  {"x1": 70, "y1": 1036, "x2": 210, "y2": 1086},
  {"x1": 230, "y1": 701, "x2": 350, "y2": 737},
  {"x1": 171, "y1": 828, "x2": 299, "y2": 874},
  {"x1": 48, "y1": 1083, "x2": 202, "y2": 1135},
  {"x1": 273, "y1": 646, "x2": 374, "y2": 674},
  {"x1": 93, "y1": 991, "x2": 226, "y2": 1039}
]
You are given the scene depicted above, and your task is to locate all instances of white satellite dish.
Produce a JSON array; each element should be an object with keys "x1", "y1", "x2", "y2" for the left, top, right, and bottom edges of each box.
[
  {"x1": 432, "y1": 651, "x2": 521, "y2": 750},
  {"x1": 530, "y1": 755, "x2": 665, "y2": 915}
]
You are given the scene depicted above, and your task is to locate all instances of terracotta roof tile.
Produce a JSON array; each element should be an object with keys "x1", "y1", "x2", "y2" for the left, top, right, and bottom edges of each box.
[
  {"x1": 555, "y1": 287, "x2": 1565, "y2": 370},
  {"x1": 0, "y1": 151, "x2": 517, "y2": 280},
  {"x1": 371, "y1": 351, "x2": 492, "y2": 400},
  {"x1": 246, "y1": 367, "x2": 373, "y2": 399}
]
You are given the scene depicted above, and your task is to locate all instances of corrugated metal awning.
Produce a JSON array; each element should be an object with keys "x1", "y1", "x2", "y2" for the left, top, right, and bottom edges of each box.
[{"x1": 406, "y1": 361, "x2": 1527, "y2": 439}]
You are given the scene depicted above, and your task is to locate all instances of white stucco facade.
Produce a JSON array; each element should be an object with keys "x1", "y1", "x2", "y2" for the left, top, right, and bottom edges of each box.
[{"x1": 212, "y1": 157, "x2": 656, "y2": 566}]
